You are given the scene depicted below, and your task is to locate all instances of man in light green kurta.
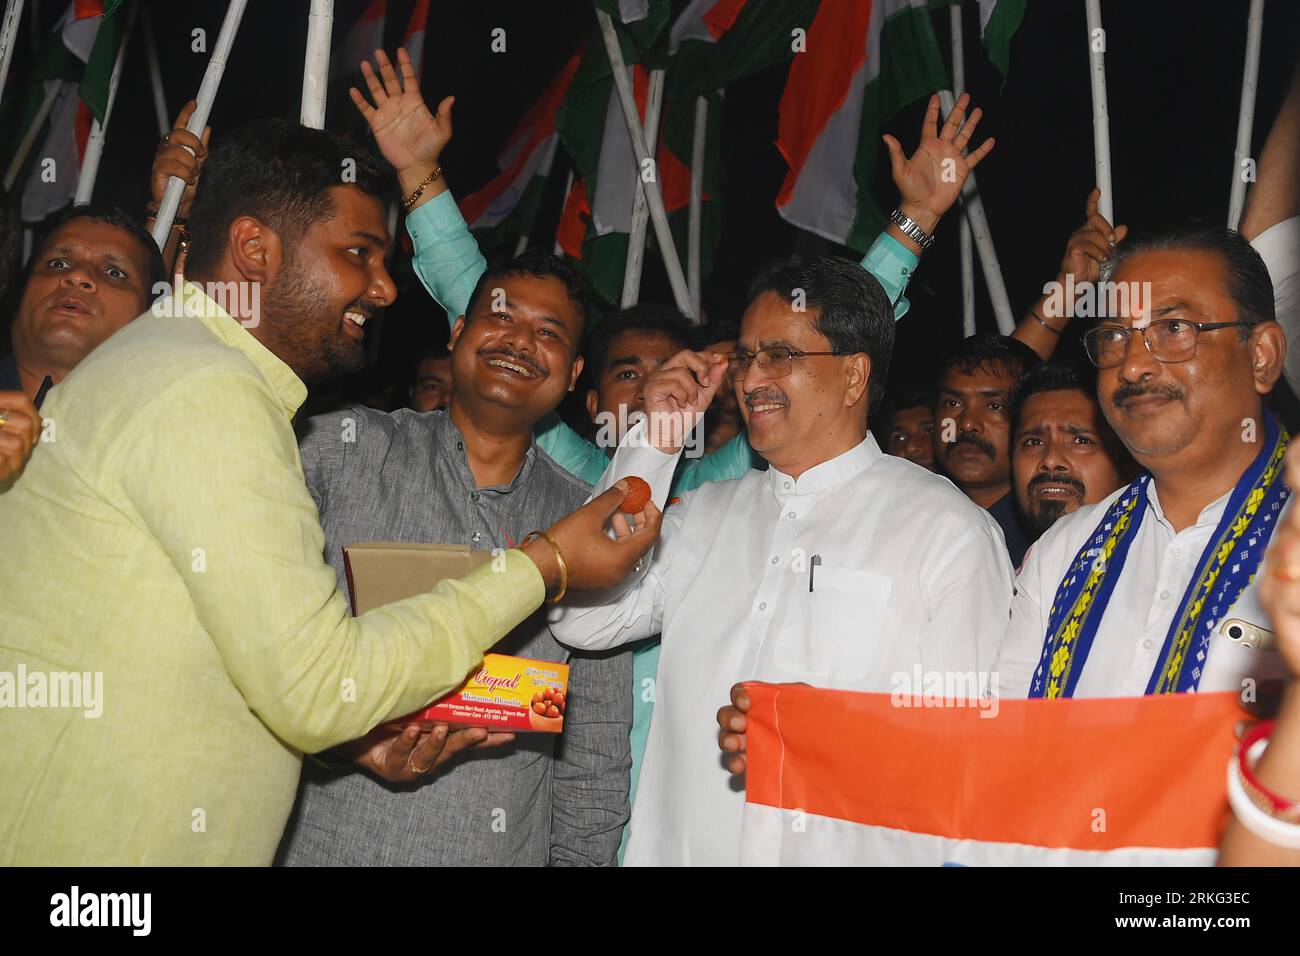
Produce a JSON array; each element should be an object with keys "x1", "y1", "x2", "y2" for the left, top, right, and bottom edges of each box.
[{"x1": 0, "y1": 121, "x2": 649, "y2": 865}]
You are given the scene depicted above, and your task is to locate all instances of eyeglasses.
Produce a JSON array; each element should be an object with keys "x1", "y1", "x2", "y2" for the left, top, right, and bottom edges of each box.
[
  {"x1": 1081, "y1": 319, "x2": 1252, "y2": 369},
  {"x1": 723, "y1": 346, "x2": 844, "y2": 382}
]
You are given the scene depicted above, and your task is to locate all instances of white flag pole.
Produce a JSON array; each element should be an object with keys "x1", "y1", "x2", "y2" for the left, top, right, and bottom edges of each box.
[
  {"x1": 0, "y1": 0, "x2": 24, "y2": 113},
  {"x1": 687, "y1": 93, "x2": 707, "y2": 318},
  {"x1": 596, "y1": 8, "x2": 694, "y2": 318},
  {"x1": 300, "y1": 0, "x2": 333, "y2": 129},
  {"x1": 938, "y1": 89, "x2": 1014, "y2": 334},
  {"x1": 553, "y1": 168, "x2": 574, "y2": 256},
  {"x1": 1084, "y1": 0, "x2": 1114, "y2": 224},
  {"x1": 75, "y1": 0, "x2": 140, "y2": 206},
  {"x1": 949, "y1": 3, "x2": 975, "y2": 338},
  {"x1": 3, "y1": 80, "x2": 59, "y2": 191},
  {"x1": 151, "y1": 0, "x2": 248, "y2": 248},
  {"x1": 1228, "y1": 0, "x2": 1265, "y2": 230},
  {"x1": 620, "y1": 66, "x2": 664, "y2": 308},
  {"x1": 142, "y1": 4, "x2": 169, "y2": 137}
]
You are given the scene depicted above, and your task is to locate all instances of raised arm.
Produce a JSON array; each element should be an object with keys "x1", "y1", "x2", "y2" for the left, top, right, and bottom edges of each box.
[
  {"x1": 1241, "y1": 61, "x2": 1300, "y2": 243},
  {"x1": 1013, "y1": 187, "x2": 1128, "y2": 360},
  {"x1": 869, "y1": 93, "x2": 995, "y2": 322}
]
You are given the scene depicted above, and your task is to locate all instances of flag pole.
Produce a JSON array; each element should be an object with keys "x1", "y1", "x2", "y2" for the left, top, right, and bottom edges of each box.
[
  {"x1": 75, "y1": 0, "x2": 140, "y2": 206},
  {"x1": 553, "y1": 168, "x2": 574, "y2": 256},
  {"x1": 687, "y1": 93, "x2": 707, "y2": 318},
  {"x1": 300, "y1": 0, "x2": 333, "y2": 129},
  {"x1": 3, "y1": 80, "x2": 59, "y2": 191},
  {"x1": 1228, "y1": 0, "x2": 1265, "y2": 230},
  {"x1": 621, "y1": 66, "x2": 664, "y2": 308},
  {"x1": 0, "y1": 0, "x2": 24, "y2": 112},
  {"x1": 938, "y1": 89, "x2": 1014, "y2": 334},
  {"x1": 1084, "y1": 0, "x2": 1114, "y2": 223},
  {"x1": 949, "y1": 3, "x2": 975, "y2": 338},
  {"x1": 142, "y1": 3, "x2": 169, "y2": 137},
  {"x1": 596, "y1": 8, "x2": 694, "y2": 318},
  {"x1": 151, "y1": 0, "x2": 248, "y2": 248}
]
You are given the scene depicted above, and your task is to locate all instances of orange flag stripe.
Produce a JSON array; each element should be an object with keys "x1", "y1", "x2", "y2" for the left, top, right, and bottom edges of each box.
[{"x1": 744, "y1": 682, "x2": 1247, "y2": 851}]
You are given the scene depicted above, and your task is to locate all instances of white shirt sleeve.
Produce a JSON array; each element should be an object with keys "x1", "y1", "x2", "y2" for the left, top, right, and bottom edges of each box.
[
  {"x1": 1250, "y1": 215, "x2": 1300, "y2": 393},
  {"x1": 550, "y1": 419, "x2": 684, "y2": 652},
  {"x1": 994, "y1": 538, "x2": 1053, "y2": 698},
  {"x1": 918, "y1": 509, "x2": 1015, "y2": 691}
]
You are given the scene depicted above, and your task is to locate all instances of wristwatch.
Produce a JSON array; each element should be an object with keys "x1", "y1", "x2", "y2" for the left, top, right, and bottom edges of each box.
[{"x1": 888, "y1": 208, "x2": 935, "y2": 251}]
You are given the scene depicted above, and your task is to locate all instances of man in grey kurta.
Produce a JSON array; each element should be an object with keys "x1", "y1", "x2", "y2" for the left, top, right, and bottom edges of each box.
[
  {"x1": 276, "y1": 248, "x2": 636, "y2": 866},
  {"x1": 277, "y1": 404, "x2": 631, "y2": 866}
]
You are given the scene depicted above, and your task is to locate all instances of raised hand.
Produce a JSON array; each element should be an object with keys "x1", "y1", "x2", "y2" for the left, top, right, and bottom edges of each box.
[
  {"x1": 151, "y1": 100, "x2": 209, "y2": 218},
  {"x1": 1058, "y1": 186, "x2": 1129, "y2": 287},
  {"x1": 882, "y1": 92, "x2": 995, "y2": 233},
  {"x1": 640, "y1": 349, "x2": 730, "y2": 455},
  {"x1": 350, "y1": 47, "x2": 454, "y2": 186}
]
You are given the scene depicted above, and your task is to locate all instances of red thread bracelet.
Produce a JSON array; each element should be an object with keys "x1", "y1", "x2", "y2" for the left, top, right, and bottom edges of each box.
[{"x1": 1237, "y1": 720, "x2": 1300, "y2": 822}]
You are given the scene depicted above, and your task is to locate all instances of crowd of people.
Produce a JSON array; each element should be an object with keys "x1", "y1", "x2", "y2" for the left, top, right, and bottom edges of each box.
[{"x1": 1, "y1": 44, "x2": 1299, "y2": 867}]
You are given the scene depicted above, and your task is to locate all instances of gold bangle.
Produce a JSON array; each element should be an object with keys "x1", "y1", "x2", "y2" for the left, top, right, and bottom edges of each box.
[
  {"x1": 401, "y1": 166, "x2": 443, "y2": 209},
  {"x1": 524, "y1": 530, "x2": 568, "y2": 604}
]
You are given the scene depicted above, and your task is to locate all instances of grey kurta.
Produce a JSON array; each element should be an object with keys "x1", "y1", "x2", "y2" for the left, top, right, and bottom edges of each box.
[{"x1": 277, "y1": 406, "x2": 631, "y2": 866}]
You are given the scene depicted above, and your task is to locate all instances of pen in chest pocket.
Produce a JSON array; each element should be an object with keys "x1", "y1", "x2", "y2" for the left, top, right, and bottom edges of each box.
[{"x1": 809, "y1": 554, "x2": 822, "y2": 592}]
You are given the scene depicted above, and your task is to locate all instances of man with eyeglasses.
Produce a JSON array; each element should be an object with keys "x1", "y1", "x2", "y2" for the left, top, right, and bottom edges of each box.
[
  {"x1": 995, "y1": 228, "x2": 1295, "y2": 701},
  {"x1": 552, "y1": 255, "x2": 1014, "y2": 866}
]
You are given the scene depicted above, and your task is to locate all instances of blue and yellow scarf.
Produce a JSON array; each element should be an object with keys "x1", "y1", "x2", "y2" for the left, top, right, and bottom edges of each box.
[{"x1": 1029, "y1": 413, "x2": 1290, "y2": 699}]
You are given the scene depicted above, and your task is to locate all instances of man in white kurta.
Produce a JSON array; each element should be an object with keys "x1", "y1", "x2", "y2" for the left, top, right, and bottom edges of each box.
[
  {"x1": 552, "y1": 256, "x2": 1014, "y2": 866},
  {"x1": 996, "y1": 230, "x2": 1294, "y2": 702}
]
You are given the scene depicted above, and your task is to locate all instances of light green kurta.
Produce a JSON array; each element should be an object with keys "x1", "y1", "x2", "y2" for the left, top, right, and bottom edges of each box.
[{"x1": 0, "y1": 283, "x2": 544, "y2": 865}]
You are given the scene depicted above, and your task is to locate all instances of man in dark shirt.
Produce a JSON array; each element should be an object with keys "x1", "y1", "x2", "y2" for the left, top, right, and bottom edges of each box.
[
  {"x1": 278, "y1": 251, "x2": 633, "y2": 867},
  {"x1": 935, "y1": 333, "x2": 1041, "y2": 566}
]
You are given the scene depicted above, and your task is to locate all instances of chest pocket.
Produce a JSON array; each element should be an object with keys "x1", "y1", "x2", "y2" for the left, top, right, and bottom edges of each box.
[{"x1": 777, "y1": 565, "x2": 893, "y2": 684}]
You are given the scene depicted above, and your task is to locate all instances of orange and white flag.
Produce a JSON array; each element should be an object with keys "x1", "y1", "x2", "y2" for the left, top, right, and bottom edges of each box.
[{"x1": 741, "y1": 683, "x2": 1246, "y2": 866}]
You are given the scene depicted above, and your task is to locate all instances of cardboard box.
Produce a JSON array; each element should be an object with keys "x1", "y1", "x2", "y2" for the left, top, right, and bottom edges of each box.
[
  {"x1": 343, "y1": 542, "x2": 491, "y2": 616},
  {"x1": 343, "y1": 542, "x2": 567, "y2": 733}
]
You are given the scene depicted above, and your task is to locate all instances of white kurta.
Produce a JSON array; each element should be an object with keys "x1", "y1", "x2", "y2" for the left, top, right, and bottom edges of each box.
[
  {"x1": 551, "y1": 422, "x2": 1015, "y2": 866},
  {"x1": 997, "y1": 480, "x2": 1293, "y2": 698}
]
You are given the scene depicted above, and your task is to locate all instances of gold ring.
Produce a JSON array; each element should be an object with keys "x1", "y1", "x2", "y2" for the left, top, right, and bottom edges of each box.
[{"x1": 406, "y1": 754, "x2": 432, "y2": 775}]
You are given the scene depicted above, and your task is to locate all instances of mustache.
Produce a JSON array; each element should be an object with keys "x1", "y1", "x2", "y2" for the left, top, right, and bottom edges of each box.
[
  {"x1": 1111, "y1": 381, "x2": 1184, "y2": 408},
  {"x1": 345, "y1": 299, "x2": 381, "y2": 321},
  {"x1": 944, "y1": 430, "x2": 996, "y2": 459},
  {"x1": 477, "y1": 345, "x2": 546, "y2": 377},
  {"x1": 744, "y1": 388, "x2": 787, "y2": 408},
  {"x1": 1028, "y1": 472, "x2": 1086, "y2": 498}
]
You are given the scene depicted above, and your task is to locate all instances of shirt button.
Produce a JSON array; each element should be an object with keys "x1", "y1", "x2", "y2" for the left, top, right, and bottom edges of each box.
[
  {"x1": 759, "y1": 602, "x2": 768, "y2": 611},
  {"x1": 1159, "y1": 590, "x2": 1171, "y2": 600},
  {"x1": 471, "y1": 491, "x2": 481, "y2": 502},
  {"x1": 783, "y1": 481, "x2": 791, "y2": 490},
  {"x1": 1142, "y1": 639, "x2": 1154, "y2": 649},
  {"x1": 471, "y1": 532, "x2": 483, "y2": 543},
  {"x1": 787, "y1": 511, "x2": 797, "y2": 519},
  {"x1": 457, "y1": 441, "x2": 464, "y2": 452},
  {"x1": 771, "y1": 556, "x2": 780, "y2": 565},
  {"x1": 1171, "y1": 548, "x2": 1181, "y2": 558}
]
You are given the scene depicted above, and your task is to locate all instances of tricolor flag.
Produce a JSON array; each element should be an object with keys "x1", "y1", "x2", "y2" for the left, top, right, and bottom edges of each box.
[
  {"x1": 741, "y1": 683, "x2": 1244, "y2": 866},
  {"x1": 331, "y1": 0, "x2": 386, "y2": 80},
  {"x1": 457, "y1": 46, "x2": 584, "y2": 254},
  {"x1": 401, "y1": 0, "x2": 428, "y2": 78},
  {"x1": 666, "y1": 0, "x2": 818, "y2": 101},
  {"x1": 978, "y1": 0, "x2": 1027, "y2": 80},
  {"x1": 8, "y1": 0, "x2": 126, "y2": 222},
  {"x1": 557, "y1": 0, "x2": 733, "y2": 306}
]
